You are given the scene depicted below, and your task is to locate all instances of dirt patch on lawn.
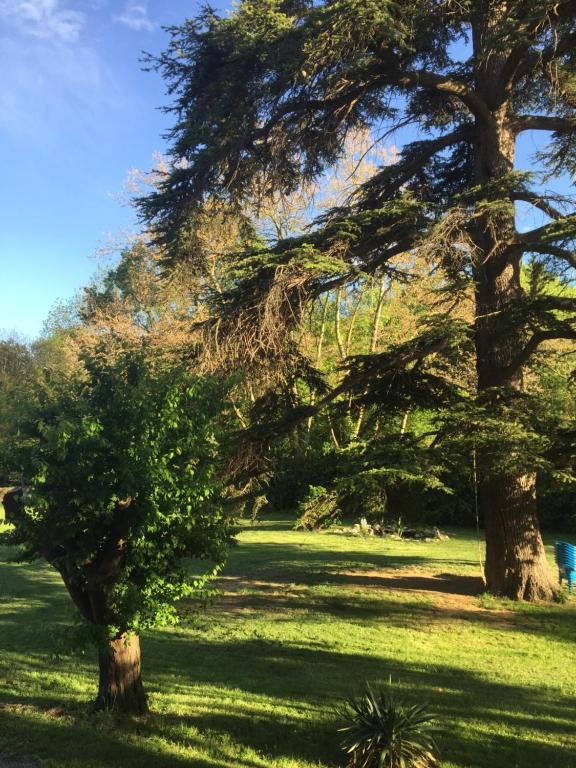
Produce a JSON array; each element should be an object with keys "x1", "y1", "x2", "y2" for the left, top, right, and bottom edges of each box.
[
  {"x1": 214, "y1": 569, "x2": 516, "y2": 626},
  {"x1": 339, "y1": 569, "x2": 483, "y2": 599},
  {"x1": 329, "y1": 568, "x2": 517, "y2": 624}
]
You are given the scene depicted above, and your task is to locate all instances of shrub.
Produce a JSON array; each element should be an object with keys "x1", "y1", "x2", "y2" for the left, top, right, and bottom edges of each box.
[
  {"x1": 338, "y1": 682, "x2": 438, "y2": 768},
  {"x1": 295, "y1": 485, "x2": 340, "y2": 530}
]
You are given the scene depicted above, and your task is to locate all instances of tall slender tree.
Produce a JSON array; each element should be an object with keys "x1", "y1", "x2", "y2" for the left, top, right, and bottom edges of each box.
[{"x1": 140, "y1": 0, "x2": 576, "y2": 600}]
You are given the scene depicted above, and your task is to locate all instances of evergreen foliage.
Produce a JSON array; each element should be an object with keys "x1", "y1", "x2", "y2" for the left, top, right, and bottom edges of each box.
[{"x1": 140, "y1": 0, "x2": 576, "y2": 600}]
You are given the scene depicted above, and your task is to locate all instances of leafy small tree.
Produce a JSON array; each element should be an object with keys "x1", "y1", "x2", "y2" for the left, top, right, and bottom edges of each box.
[{"x1": 3, "y1": 340, "x2": 229, "y2": 714}]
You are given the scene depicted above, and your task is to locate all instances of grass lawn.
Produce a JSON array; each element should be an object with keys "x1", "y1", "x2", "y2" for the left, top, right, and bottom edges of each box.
[{"x1": 0, "y1": 520, "x2": 575, "y2": 768}]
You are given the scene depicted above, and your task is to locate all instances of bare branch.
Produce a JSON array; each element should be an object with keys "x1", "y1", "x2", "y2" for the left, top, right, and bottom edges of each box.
[
  {"x1": 511, "y1": 32, "x2": 576, "y2": 92},
  {"x1": 395, "y1": 71, "x2": 492, "y2": 123},
  {"x1": 512, "y1": 193, "x2": 566, "y2": 221},
  {"x1": 526, "y1": 242, "x2": 576, "y2": 270},
  {"x1": 531, "y1": 295, "x2": 576, "y2": 313},
  {"x1": 518, "y1": 216, "x2": 576, "y2": 247},
  {"x1": 499, "y1": 326, "x2": 576, "y2": 382},
  {"x1": 513, "y1": 115, "x2": 576, "y2": 134}
]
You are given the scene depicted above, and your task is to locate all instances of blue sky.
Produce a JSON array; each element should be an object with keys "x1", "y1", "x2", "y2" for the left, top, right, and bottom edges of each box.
[{"x1": 0, "y1": 0, "x2": 230, "y2": 339}]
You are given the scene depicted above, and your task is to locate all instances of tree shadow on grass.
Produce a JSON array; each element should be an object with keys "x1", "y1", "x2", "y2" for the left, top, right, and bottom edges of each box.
[
  {"x1": 1, "y1": 543, "x2": 575, "y2": 767},
  {"x1": 320, "y1": 571, "x2": 484, "y2": 595},
  {"x1": 143, "y1": 636, "x2": 576, "y2": 768},
  {"x1": 0, "y1": 621, "x2": 574, "y2": 767},
  {"x1": 0, "y1": 705, "x2": 266, "y2": 768},
  {"x1": 220, "y1": 582, "x2": 576, "y2": 644},
  {"x1": 221, "y1": 570, "x2": 485, "y2": 599},
  {"x1": 229, "y1": 540, "x2": 481, "y2": 583},
  {"x1": 484, "y1": 602, "x2": 576, "y2": 645}
]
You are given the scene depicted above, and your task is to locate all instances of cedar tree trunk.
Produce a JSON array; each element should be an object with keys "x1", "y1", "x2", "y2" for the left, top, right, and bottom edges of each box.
[
  {"x1": 471, "y1": 8, "x2": 556, "y2": 600},
  {"x1": 96, "y1": 634, "x2": 148, "y2": 714}
]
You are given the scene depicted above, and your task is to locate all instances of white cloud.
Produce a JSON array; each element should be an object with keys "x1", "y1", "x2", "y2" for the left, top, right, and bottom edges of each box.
[
  {"x1": 0, "y1": 0, "x2": 84, "y2": 42},
  {"x1": 113, "y1": 1, "x2": 154, "y2": 32},
  {"x1": 0, "y1": 2, "x2": 121, "y2": 140},
  {"x1": 0, "y1": 33, "x2": 116, "y2": 139}
]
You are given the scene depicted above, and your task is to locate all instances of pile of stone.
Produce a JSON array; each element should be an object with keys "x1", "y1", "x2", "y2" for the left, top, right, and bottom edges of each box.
[{"x1": 350, "y1": 518, "x2": 449, "y2": 540}]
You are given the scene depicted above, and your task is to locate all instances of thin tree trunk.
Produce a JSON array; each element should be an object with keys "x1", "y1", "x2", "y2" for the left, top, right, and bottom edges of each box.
[
  {"x1": 354, "y1": 278, "x2": 387, "y2": 438},
  {"x1": 96, "y1": 634, "x2": 148, "y2": 714},
  {"x1": 344, "y1": 287, "x2": 364, "y2": 358},
  {"x1": 231, "y1": 401, "x2": 248, "y2": 428},
  {"x1": 471, "y1": 10, "x2": 556, "y2": 600},
  {"x1": 307, "y1": 294, "x2": 330, "y2": 438},
  {"x1": 315, "y1": 295, "x2": 330, "y2": 367},
  {"x1": 334, "y1": 287, "x2": 345, "y2": 360},
  {"x1": 327, "y1": 412, "x2": 341, "y2": 449},
  {"x1": 399, "y1": 408, "x2": 410, "y2": 436}
]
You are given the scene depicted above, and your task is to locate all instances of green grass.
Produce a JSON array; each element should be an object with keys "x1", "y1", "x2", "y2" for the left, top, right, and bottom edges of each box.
[{"x1": 0, "y1": 521, "x2": 575, "y2": 768}]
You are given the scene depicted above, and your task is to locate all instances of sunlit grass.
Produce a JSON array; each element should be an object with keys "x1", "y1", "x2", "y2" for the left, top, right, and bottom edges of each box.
[{"x1": 0, "y1": 521, "x2": 575, "y2": 767}]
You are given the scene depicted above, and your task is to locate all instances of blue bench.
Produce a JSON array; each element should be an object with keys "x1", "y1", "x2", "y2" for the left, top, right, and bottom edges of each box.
[{"x1": 554, "y1": 541, "x2": 576, "y2": 592}]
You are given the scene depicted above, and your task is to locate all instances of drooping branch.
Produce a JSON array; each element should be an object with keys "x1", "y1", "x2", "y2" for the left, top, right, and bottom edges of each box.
[
  {"x1": 327, "y1": 319, "x2": 470, "y2": 406},
  {"x1": 196, "y1": 197, "x2": 425, "y2": 376},
  {"x1": 234, "y1": 319, "x2": 470, "y2": 459},
  {"x1": 258, "y1": 70, "x2": 488, "y2": 144},
  {"x1": 526, "y1": 243, "x2": 576, "y2": 270},
  {"x1": 250, "y1": 74, "x2": 394, "y2": 144},
  {"x1": 359, "y1": 127, "x2": 473, "y2": 203}
]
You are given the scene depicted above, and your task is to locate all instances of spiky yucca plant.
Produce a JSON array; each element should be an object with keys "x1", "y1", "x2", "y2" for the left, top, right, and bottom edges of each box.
[{"x1": 339, "y1": 683, "x2": 438, "y2": 768}]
